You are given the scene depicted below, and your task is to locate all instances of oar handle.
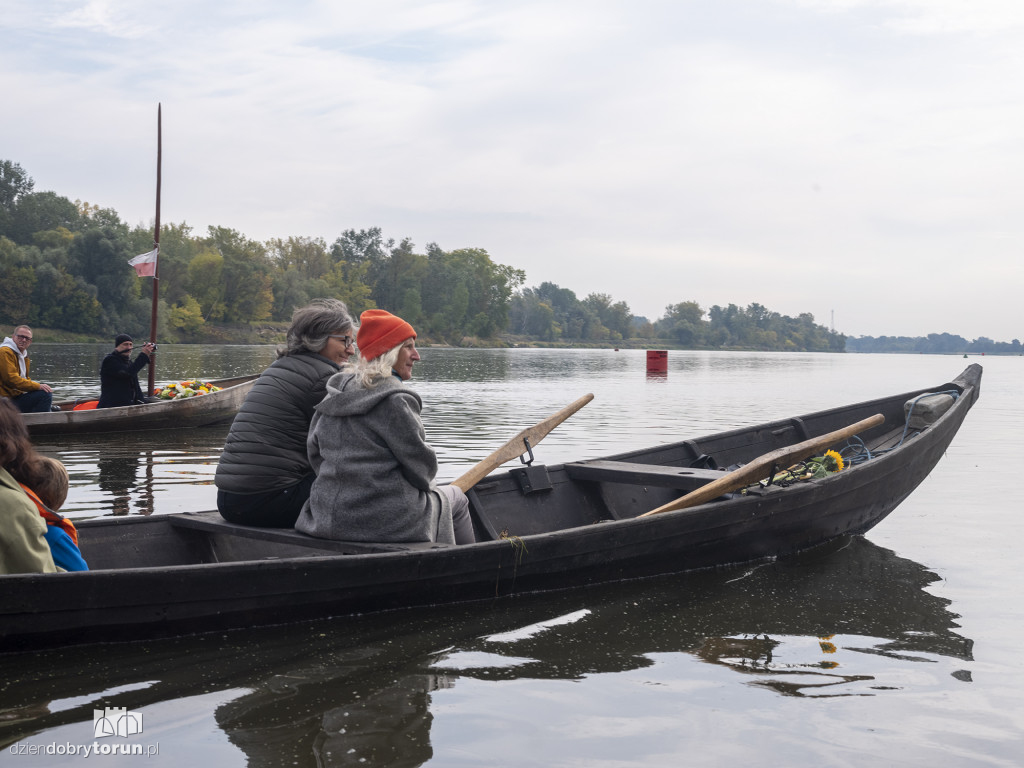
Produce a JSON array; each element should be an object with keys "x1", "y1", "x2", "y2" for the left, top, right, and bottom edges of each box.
[
  {"x1": 639, "y1": 413, "x2": 885, "y2": 517},
  {"x1": 450, "y1": 393, "x2": 595, "y2": 492}
]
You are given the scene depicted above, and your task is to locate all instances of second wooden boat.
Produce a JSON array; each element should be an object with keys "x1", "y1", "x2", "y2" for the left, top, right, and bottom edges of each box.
[{"x1": 21, "y1": 375, "x2": 258, "y2": 437}]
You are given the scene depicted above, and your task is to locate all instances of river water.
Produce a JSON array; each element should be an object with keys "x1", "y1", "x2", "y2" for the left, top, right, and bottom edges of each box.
[{"x1": 3, "y1": 346, "x2": 1022, "y2": 766}]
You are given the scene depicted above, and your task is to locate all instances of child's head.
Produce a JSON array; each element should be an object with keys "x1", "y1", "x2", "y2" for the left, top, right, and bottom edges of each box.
[{"x1": 32, "y1": 456, "x2": 69, "y2": 511}]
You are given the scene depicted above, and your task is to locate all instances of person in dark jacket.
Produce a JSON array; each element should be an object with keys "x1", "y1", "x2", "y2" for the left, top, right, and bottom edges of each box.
[
  {"x1": 215, "y1": 298, "x2": 356, "y2": 527},
  {"x1": 97, "y1": 334, "x2": 156, "y2": 408}
]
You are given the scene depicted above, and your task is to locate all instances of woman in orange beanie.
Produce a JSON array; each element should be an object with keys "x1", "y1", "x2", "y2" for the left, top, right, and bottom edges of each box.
[{"x1": 296, "y1": 310, "x2": 475, "y2": 545}]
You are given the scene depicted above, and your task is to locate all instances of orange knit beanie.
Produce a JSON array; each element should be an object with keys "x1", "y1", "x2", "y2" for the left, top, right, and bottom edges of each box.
[{"x1": 356, "y1": 310, "x2": 416, "y2": 361}]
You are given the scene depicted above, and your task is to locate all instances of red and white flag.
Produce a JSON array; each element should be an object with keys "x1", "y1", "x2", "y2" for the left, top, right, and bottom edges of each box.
[{"x1": 128, "y1": 248, "x2": 159, "y2": 277}]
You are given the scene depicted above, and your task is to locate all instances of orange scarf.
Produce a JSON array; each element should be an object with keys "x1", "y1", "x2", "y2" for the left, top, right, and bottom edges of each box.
[{"x1": 18, "y1": 483, "x2": 80, "y2": 546}]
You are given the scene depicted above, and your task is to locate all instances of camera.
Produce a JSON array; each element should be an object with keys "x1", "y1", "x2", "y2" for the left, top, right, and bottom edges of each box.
[{"x1": 147, "y1": 342, "x2": 158, "y2": 351}]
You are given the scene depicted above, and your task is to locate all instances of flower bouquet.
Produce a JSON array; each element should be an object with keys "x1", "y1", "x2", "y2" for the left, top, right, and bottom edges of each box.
[
  {"x1": 760, "y1": 449, "x2": 845, "y2": 487},
  {"x1": 152, "y1": 380, "x2": 223, "y2": 400}
]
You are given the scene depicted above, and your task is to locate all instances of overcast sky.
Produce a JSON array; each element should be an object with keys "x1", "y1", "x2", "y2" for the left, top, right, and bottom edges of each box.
[{"x1": 3, "y1": 0, "x2": 1022, "y2": 340}]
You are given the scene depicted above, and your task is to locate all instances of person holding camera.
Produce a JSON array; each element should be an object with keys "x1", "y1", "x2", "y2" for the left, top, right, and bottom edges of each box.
[{"x1": 97, "y1": 334, "x2": 157, "y2": 409}]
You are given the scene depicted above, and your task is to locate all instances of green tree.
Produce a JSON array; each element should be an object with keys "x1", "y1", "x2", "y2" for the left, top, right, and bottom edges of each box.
[
  {"x1": 205, "y1": 226, "x2": 274, "y2": 321},
  {"x1": 661, "y1": 301, "x2": 706, "y2": 346},
  {"x1": 369, "y1": 237, "x2": 427, "y2": 318},
  {"x1": 78, "y1": 202, "x2": 129, "y2": 237},
  {"x1": 31, "y1": 226, "x2": 75, "y2": 251},
  {"x1": 269, "y1": 236, "x2": 330, "y2": 280},
  {"x1": 68, "y1": 226, "x2": 141, "y2": 329},
  {"x1": 0, "y1": 160, "x2": 34, "y2": 209},
  {"x1": 531, "y1": 282, "x2": 601, "y2": 340},
  {"x1": 0, "y1": 236, "x2": 36, "y2": 324},
  {"x1": 324, "y1": 259, "x2": 374, "y2": 316},
  {"x1": 167, "y1": 295, "x2": 207, "y2": 337},
  {"x1": 187, "y1": 250, "x2": 227, "y2": 321},
  {"x1": 583, "y1": 293, "x2": 632, "y2": 340},
  {"x1": 509, "y1": 290, "x2": 557, "y2": 339},
  {"x1": 270, "y1": 269, "x2": 312, "y2": 321},
  {"x1": 30, "y1": 263, "x2": 103, "y2": 331},
  {"x1": 8, "y1": 191, "x2": 82, "y2": 245}
]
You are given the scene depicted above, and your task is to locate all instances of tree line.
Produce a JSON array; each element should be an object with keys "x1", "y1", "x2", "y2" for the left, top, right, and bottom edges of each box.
[
  {"x1": 2, "y1": 158, "x2": 845, "y2": 351},
  {"x1": 847, "y1": 333, "x2": 1021, "y2": 355}
]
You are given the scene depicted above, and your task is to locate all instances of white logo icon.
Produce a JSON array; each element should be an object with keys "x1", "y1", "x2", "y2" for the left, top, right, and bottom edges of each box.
[{"x1": 93, "y1": 707, "x2": 143, "y2": 738}]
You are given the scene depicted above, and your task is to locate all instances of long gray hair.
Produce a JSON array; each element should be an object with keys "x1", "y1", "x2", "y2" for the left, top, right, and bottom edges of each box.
[
  {"x1": 343, "y1": 341, "x2": 408, "y2": 389},
  {"x1": 279, "y1": 298, "x2": 355, "y2": 358}
]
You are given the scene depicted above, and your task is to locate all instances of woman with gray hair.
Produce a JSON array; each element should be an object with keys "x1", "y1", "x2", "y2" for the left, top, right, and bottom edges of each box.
[{"x1": 215, "y1": 298, "x2": 356, "y2": 527}]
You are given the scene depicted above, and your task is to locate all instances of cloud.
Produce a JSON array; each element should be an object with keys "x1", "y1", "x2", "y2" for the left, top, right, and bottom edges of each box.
[{"x1": 2, "y1": 0, "x2": 1022, "y2": 339}]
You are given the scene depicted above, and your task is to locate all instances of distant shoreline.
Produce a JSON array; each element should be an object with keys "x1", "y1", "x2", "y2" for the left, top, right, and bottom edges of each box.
[{"x1": 24, "y1": 326, "x2": 1021, "y2": 354}]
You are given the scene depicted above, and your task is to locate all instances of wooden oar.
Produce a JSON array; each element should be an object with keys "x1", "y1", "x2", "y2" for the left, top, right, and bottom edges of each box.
[
  {"x1": 639, "y1": 413, "x2": 885, "y2": 517},
  {"x1": 450, "y1": 393, "x2": 595, "y2": 492}
]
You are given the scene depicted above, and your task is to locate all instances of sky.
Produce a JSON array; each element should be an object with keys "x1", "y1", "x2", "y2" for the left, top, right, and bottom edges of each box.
[{"x1": 2, "y1": 0, "x2": 1022, "y2": 341}]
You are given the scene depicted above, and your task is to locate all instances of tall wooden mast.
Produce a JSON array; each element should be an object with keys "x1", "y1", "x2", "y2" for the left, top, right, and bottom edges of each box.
[{"x1": 147, "y1": 103, "x2": 162, "y2": 395}]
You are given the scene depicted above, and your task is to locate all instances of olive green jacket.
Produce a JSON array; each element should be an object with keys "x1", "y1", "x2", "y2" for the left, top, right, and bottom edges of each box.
[{"x1": 0, "y1": 466, "x2": 57, "y2": 574}]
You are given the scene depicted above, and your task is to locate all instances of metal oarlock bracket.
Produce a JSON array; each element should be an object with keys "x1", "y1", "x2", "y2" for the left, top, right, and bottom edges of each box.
[
  {"x1": 519, "y1": 437, "x2": 536, "y2": 467},
  {"x1": 512, "y1": 438, "x2": 552, "y2": 494}
]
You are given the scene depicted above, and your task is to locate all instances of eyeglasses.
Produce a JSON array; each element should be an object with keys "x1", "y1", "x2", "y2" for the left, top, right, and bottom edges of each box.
[
  {"x1": 14, "y1": 334, "x2": 32, "y2": 341},
  {"x1": 329, "y1": 335, "x2": 355, "y2": 348}
]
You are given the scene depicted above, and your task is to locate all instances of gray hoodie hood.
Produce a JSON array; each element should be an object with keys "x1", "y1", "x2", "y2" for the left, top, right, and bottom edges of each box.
[{"x1": 315, "y1": 370, "x2": 421, "y2": 418}]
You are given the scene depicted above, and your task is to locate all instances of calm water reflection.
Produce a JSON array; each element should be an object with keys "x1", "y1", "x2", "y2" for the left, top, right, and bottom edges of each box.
[
  {"x1": 0, "y1": 538, "x2": 974, "y2": 766},
  {"x1": 6, "y1": 347, "x2": 1023, "y2": 765}
]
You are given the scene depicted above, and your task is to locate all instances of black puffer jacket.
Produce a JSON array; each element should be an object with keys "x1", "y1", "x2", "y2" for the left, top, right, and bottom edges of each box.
[{"x1": 214, "y1": 352, "x2": 340, "y2": 494}]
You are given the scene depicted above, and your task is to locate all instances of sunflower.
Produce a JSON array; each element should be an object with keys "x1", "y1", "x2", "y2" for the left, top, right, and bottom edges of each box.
[{"x1": 822, "y1": 449, "x2": 845, "y2": 472}]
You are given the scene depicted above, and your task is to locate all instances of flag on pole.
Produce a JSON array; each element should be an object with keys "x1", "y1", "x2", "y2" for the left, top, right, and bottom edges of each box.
[{"x1": 128, "y1": 248, "x2": 159, "y2": 277}]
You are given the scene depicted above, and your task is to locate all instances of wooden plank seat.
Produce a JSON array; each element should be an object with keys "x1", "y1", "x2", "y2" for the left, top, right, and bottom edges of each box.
[
  {"x1": 562, "y1": 460, "x2": 732, "y2": 520},
  {"x1": 564, "y1": 459, "x2": 727, "y2": 491}
]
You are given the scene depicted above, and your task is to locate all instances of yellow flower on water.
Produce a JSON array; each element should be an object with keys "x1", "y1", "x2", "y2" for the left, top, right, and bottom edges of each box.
[{"x1": 822, "y1": 449, "x2": 844, "y2": 472}]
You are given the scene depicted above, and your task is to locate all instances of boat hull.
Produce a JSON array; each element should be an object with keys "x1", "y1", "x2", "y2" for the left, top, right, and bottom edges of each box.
[
  {"x1": 0, "y1": 365, "x2": 982, "y2": 651},
  {"x1": 21, "y1": 375, "x2": 258, "y2": 436}
]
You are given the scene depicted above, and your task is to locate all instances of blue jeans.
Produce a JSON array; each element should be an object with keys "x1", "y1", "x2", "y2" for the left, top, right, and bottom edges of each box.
[{"x1": 10, "y1": 389, "x2": 52, "y2": 413}]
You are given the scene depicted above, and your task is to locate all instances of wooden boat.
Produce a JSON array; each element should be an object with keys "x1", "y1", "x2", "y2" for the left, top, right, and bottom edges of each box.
[
  {"x1": 21, "y1": 375, "x2": 258, "y2": 437},
  {"x1": 0, "y1": 365, "x2": 981, "y2": 652}
]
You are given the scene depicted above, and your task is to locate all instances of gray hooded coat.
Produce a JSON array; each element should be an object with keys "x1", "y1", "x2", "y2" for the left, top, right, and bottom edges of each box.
[{"x1": 294, "y1": 371, "x2": 455, "y2": 544}]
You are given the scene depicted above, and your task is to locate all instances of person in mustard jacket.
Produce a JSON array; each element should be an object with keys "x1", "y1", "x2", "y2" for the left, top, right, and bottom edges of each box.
[{"x1": 0, "y1": 325, "x2": 53, "y2": 413}]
